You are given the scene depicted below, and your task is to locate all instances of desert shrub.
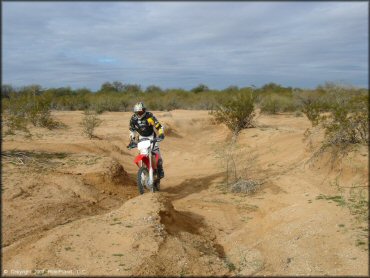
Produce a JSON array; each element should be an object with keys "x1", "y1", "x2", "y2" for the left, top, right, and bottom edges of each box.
[
  {"x1": 260, "y1": 82, "x2": 293, "y2": 95},
  {"x1": 3, "y1": 114, "x2": 30, "y2": 136},
  {"x1": 28, "y1": 94, "x2": 60, "y2": 128},
  {"x1": 259, "y1": 95, "x2": 279, "y2": 114},
  {"x1": 297, "y1": 96, "x2": 327, "y2": 128},
  {"x1": 80, "y1": 110, "x2": 102, "y2": 139},
  {"x1": 118, "y1": 97, "x2": 130, "y2": 111},
  {"x1": 160, "y1": 89, "x2": 192, "y2": 110},
  {"x1": 164, "y1": 97, "x2": 181, "y2": 111},
  {"x1": 145, "y1": 85, "x2": 163, "y2": 94},
  {"x1": 215, "y1": 140, "x2": 261, "y2": 194},
  {"x1": 301, "y1": 100, "x2": 324, "y2": 126},
  {"x1": 3, "y1": 90, "x2": 61, "y2": 135},
  {"x1": 91, "y1": 94, "x2": 114, "y2": 113},
  {"x1": 294, "y1": 110, "x2": 303, "y2": 117},
  {"x1": 222, "y1": 85, "x2": 239, "y2": 94},
  {"x1": 123, "y1": 84, "x2": 142, "y2": 94},
  {"x1": 88, "y1": 93, "x2": 132, "y2": 113},
  {"x1": 303, "y1": 84, "x2": 368, "y2": 161},
  {"x1": 1, "y1": 84, "x2": 15, "y2": 99},
  {"x1": 319, "y1": 106, "x2": 368, "y2": 147},
  {"x1": 146, "y1": 99, "x2": 165, "y2": 111},
  {"x1": 191, "y1": 83, "x2": 209, "y2": 94},
  {"x1": 212, "y1": 92, "x2": 259, "y2": 191},
  {"x1": 3, "y1": 82, "x2": 367, "y2": 117},
  {"x1": 3, "y1": 93, "x2": 30, "y2": 135},
  {"x1": 191, "y1": 93, "x2": 218, "y2": 110},
  {"x1": 259, "y1": 94, "x2": 296, "y2": 114},
  {"x1": 210, "y1": 91, "x2": 256, "y2": 136}
]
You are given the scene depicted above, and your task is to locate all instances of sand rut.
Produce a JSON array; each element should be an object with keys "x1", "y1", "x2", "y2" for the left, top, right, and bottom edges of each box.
[{"x1": 2, "y1": 110, "x2": 368, "y2": 276}]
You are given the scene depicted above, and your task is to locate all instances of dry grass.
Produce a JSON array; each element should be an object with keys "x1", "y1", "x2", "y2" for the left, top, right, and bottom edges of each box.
[{"x1": 230, "y1": 179, "x2": 261, "y2": 194}]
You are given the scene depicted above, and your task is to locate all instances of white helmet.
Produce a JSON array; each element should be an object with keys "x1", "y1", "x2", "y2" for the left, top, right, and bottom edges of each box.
[{"x1": 133, "y1": 102, "x2": 146, "y2": 119}]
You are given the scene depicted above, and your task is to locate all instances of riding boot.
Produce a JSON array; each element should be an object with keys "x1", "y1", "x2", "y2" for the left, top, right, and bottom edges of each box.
[{"x1": 157, "y1": 158, "x2": 164, "y2": 179}]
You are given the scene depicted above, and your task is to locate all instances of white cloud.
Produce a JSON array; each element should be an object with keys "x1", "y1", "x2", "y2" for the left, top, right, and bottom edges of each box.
[{"x1": 3, "y1": 1, "x2": 368, "y2": 89}]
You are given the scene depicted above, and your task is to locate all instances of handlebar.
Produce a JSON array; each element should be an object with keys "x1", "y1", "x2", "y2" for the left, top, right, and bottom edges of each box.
[
  {"x1": 138, "y1": 137, "x2": 163, "y2": 143},
  {"x1": 127, "y1": 137, "x2": 162, "y2": 150}
]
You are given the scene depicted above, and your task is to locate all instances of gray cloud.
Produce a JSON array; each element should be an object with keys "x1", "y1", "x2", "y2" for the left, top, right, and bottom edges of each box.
[{"x1": 3, "y1": 1, "x2": 368, "y2": 90}]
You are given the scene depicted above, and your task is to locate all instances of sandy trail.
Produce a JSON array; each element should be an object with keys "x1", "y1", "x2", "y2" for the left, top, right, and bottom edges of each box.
[{"x1": 2, "y1": 110, "x2": 368, "y2": 276}]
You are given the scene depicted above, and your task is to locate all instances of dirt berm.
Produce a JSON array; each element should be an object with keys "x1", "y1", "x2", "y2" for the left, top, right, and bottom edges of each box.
[{"x1": 3, "y1": 193, "x2": 230, "y2": 276}]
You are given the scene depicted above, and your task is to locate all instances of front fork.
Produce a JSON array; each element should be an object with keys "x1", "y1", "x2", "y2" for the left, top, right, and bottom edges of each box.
[
  {"x1": 146, "y1": 151, "x2": 154, "y2": 188},
  {"x1": 139, "y1": 147, "x2": 155, "y2": 189}
]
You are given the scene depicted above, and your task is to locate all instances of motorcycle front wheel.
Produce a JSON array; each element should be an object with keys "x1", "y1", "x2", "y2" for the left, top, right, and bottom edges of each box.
[{"x1": 137, "y1": 167, "x2": 149, "y2": 195}]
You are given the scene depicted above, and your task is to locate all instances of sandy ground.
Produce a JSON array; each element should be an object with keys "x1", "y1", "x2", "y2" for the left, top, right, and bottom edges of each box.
[{"x1": 2, "y1": 110, "x2": 368, "y2": 276}]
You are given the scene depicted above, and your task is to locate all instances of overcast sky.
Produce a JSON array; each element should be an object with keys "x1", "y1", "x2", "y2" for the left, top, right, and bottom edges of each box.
[{"x1": 3, "y1": 1, "x2": 368, "y2": 90}]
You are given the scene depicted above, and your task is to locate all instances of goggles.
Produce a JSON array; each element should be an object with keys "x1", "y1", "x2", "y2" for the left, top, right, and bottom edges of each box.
[{"x1": 136, "y1": 110, "x2": 145, "y2": 116}]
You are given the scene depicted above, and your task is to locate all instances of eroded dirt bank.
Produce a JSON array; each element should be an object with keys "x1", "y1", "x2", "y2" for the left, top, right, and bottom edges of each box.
[{"x1": 2, "y1": 110, "x2": 368, "y2": 276}]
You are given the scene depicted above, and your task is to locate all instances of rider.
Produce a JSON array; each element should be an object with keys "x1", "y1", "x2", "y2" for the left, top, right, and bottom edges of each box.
[{"x1": 128, "y1": 102, "x2": 165, "y2": 178}]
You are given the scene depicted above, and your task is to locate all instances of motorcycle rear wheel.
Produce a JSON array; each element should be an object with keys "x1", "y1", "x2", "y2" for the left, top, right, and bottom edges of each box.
[{"x1": 154, "y1": 179, "x2": 160, "y2": 192}]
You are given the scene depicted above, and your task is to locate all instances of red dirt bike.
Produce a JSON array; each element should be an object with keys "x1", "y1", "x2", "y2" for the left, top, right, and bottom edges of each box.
[{"x1": 127, "y1": 137, "x2": 162, "y2": 194}]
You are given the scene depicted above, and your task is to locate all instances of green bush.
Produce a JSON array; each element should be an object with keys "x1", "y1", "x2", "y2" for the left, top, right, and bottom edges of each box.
[
  {"x1": 163, "y1": 95, "x2": 181, "y2": 111},
  {"x1": 2, "y1": 82, "x2": 367, "y2": 119},
  {"x1": 3, "y1": 90, "x2": 61, "y2": 135},
  {"x1": 146, "y1": 99, "x2": 165, "y2": 111},
  {"x1": 260, "y1": 94, "x2": 296, "y2": 114},
  {"x1": 4, "y1": 114, "x2": 30, "y2": 136},
  {"x1": 191, "y1": 84, "x2": 209, "y2": 94},
  {"x1": 145, "y1": 85, "x2": 163, "y2": 94},
  {"x1": 303, "y1": 84, "x2": 368, "y2": 160},
  {"x1": 3, "y1": 93, "x2": 29, "y2": 135},
  {"x1": 294, "y1": 110, "x2": 303, "y2": 117},
  {"x1": 80, "y1": 110, "x2": 102, "y2": 139},
  {"x1": 321, "y1": 103, "x2": 368, "y2": 146},
  {"x1": 210, "y1": 91, "x2": 256, "y2": 135}
]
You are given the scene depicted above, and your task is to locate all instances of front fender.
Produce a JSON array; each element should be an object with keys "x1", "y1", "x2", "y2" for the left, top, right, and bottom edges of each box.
[{"x1": 134, "y1": 154, "x2": 150, "y2": 168}]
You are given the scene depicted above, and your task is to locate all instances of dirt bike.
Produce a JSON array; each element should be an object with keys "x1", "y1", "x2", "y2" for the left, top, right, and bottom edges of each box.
[{"x1": 127, "y1": 137, "x2": 162, "y2": 194}]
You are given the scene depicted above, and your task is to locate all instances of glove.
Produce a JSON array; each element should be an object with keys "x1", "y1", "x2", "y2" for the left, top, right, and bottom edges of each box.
[
  {"x1": 129, "y1": 130, "x2": 136, "y2": 141},
  {"x1": 127, "y1": 140, "x2": 137, "y2": 149},
  {"x1": 158, "y1": 133, "x2": 165, "y2": 140}
]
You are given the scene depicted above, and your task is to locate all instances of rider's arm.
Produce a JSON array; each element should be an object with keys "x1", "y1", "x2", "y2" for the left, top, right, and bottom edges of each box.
[
  {"x1": 129, "y1": 117, "x2": 138, "y2": 140},
  {"x1": 147, "y1": 114, "x2": 164, "y2": 136}
]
